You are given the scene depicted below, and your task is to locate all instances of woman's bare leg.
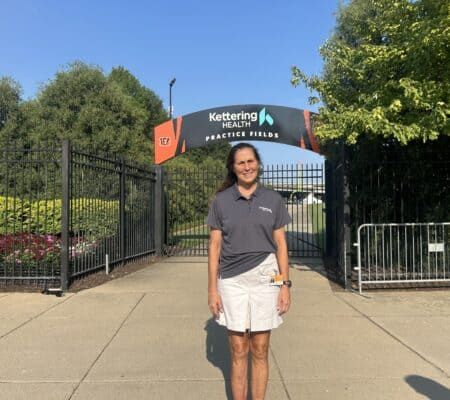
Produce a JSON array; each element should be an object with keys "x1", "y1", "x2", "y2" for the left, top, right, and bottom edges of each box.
[
  {"x1": 249, "y1": 330, "x2": 271, "y2": 400},
  {"x1": 228, "y1": 330, "x2": 250, "y2": 400}
]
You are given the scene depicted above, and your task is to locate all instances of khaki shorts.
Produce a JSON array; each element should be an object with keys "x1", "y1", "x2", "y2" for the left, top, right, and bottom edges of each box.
[{"x1": 216, "y1": 253, "x2": 283, "y2": 332}]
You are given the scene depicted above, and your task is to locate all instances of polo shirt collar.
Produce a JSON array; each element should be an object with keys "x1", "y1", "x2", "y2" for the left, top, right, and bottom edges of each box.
[{"x1": 232, "y1": 183, "x2": 261, "y2": 201}]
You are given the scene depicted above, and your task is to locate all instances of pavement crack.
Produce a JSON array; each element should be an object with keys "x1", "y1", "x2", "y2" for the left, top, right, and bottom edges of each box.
[
  {"x1": 336, "y1": 294, "x2": 450, "y2": 379},
  {"x1": 0, "y1": 294, "x2": 74, "y2": 341},
  {"x1": 68, "y1": 293, "x2": 146, "y2": 400},
  {"x1": 269, "y1": 346, "x2": 292, "y2": 400}
]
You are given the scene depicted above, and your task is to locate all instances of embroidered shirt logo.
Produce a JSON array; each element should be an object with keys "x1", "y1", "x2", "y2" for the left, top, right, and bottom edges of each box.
[{"x1": 259, "y1": 206, "x2": 272, "y2": 214}]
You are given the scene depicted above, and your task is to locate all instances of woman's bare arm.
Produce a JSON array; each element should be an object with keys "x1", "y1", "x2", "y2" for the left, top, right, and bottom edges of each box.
[
  {"x1": 208, "y1": 228, "x2": 223, "y2": 317},
  {"x1": 273, "y1": 227, "x2": 289, "y2": 281},
  {"x1": 273, "y1": 226, "x2": 291, "y2": 315}
]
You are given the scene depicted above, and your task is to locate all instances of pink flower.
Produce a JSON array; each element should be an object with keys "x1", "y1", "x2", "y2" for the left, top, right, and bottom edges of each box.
[{"x1": 45, "y1": 235, "x2": 55, "y2": 243}]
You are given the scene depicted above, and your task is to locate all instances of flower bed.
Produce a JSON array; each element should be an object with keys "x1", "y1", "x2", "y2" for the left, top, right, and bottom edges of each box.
[
  {"x1": 0, "y1": 233, "x2": 100, "y2": 272},
  {"x1": 0, "y1": 233, "x2": 60, "y2": 267}
]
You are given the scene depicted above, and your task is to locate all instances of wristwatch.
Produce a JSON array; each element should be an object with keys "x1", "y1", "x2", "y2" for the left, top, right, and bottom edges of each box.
[{"x1": 282, "y1": 280, "x2": 292, "y2": 288}]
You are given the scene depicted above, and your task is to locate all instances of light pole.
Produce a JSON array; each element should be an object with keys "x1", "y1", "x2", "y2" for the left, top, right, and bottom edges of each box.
[{"x1": 169, "y1": 78, "x2": 176, "y2": 118}]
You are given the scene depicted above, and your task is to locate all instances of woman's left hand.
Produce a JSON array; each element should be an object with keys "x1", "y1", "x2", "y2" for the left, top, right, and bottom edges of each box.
[{"x1": 277, "y1": 286, "x2": 291, "y2": 315}]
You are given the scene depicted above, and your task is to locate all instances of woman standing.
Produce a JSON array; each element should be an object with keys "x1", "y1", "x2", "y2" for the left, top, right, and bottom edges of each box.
[{"x1": 207, "y1": 142, "x2": 292, "y2": 400}]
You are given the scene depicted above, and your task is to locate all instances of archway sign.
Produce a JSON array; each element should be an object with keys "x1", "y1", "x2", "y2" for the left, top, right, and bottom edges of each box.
[{"x1": 154, "y1": 104, "x2": 320, "y2": 164}]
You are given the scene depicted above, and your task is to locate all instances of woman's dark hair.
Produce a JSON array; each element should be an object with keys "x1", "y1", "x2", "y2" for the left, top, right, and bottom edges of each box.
[{"x1": 217, "y1": 142, "x2": 262, "y2": 192}]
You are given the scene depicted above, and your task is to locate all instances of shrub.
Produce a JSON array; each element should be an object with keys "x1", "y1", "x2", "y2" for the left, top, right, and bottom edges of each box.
[
  {"x1": 0, "y1": 196, "x2": 31, "y2": 234},
  {"x1": 0, "y1": 196, "x2": 119, "y2": 239}
]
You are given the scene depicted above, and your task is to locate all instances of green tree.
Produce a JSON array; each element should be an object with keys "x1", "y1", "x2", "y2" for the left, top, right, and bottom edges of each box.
[
  {"x1": 0, "y1": 77, "x2": 22, "y2": 131},
  {"x1": 292, "y1": 0, "x2": 449, "y2": 145},
  {"x1": 179, "y1": 142, "x2": 231, "y2": 166},
  {"x1": 1, "y1": 62, "x2": 167, "y2": 164},
  {"x1": 109, "y1": 66, "x2": 168, "y2": 161},
  {"x1": 109, "y1": 66, "x2": 168, "y2": 136}
]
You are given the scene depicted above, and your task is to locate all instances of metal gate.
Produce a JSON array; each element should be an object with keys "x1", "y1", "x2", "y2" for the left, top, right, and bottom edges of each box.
[
  {"x1": 164, "y1": 164, "x2": 325, "y2": 257},
  {"x1": 355, "y1": 223, "x2": 450, "y2": 293}
]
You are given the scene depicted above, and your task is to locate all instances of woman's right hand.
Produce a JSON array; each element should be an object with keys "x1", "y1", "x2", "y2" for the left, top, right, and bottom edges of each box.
[{"x1": 208, "y1": 290, "x2": 223, "y2": 318}]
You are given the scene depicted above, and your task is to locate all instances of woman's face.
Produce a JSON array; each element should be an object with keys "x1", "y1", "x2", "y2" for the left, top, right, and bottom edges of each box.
[{"x1": 233, "y1": 148, "x2": 259, "y2": 186}]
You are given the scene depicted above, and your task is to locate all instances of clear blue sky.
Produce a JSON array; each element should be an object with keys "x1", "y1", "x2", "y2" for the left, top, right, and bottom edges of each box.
[{"x1": 1, "y1": 0, "x2": 340, "y2": 166}]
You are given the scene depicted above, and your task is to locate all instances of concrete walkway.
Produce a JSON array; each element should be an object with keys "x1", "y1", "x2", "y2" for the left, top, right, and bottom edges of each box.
[{"x1": 1, "y1": 257, "x2": 449, "y2": 400}]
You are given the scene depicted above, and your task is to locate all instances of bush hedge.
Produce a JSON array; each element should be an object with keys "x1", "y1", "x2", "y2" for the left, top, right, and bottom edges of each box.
[{"x1": 0, "y1": 196, "x2": 119, "y2": 238}]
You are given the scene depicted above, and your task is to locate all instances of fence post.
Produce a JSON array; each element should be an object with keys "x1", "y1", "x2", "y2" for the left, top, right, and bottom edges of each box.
[
  {"x1": 342, "y1": 145, "x2": 352, "y2": 289},
  {"x1": 120, "y1": 157, "x2": 126, "y2": 266},
  {"x1": 153, "y1": 165, "x2": 164, "y2": 256},
  {"x1": 60, "y1": 140, "x2": 70, "y2": 291},
  {"x1": 324, "y1": 160, "x2": 334, "y2": 259}
]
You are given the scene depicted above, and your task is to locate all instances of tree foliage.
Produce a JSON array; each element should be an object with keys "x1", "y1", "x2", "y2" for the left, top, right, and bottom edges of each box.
[
  {"x1": 0, "y1": 63, "x2": 231, "y2": 232},
  {"x1": 168, "y1": 142, "x2": 231, "y2": 167},
  {"x1": 0, "y1": 62, "x2": 231, "y2": 171},
  {"x1": 292, "y1": 0, "x2": 449, "y2": 145},
  {"x1": 0, "y1": 77, "x2": 21, "y2": 131},
  {"x1": 109, "y1": 66, "x2": 168, "y2": 142},
  {"x1": 1, "y1": 62, "x2": 167, "y2": 164}
]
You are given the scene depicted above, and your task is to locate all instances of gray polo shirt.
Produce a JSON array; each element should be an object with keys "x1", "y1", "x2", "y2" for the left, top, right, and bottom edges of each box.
[{"x1": 206, "y1": 184, "x2": 291, "y2": 278}]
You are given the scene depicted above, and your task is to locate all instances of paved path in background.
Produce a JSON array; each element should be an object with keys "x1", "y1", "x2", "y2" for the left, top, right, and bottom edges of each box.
[{"x1": 1, "y1": 257, "x2": 449, "y2": 399}]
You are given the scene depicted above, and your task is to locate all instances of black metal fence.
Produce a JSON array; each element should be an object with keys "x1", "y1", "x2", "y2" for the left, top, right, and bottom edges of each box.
[
  {"x1": 164, "y1": 164, "x2": 326, "y2": 258},
  {"x1": 5, "y1": 140, "x2": 445, "y2": 291},
  {"x1": 164, "y1": 166, "x2": 224, "y2": 256},
  {"x1": 0, "y1": 143, "x2": 62, "y2": 286},
  {"x1": 350, "y1": 161, "x2": 450, "y2": 227},
  {"x1": 325, "y1": 146, "x2": 450, "y2": 289},
  {"x1": 325, "y1": 159, "x2": 350, "y2": 286},
  {"x1": 260, "y1": 164, "x2": 325, "y2": 258},
  {"x1": 349, "y1": 159, "x2": 450, "y2": 289},
  {"x1": 0, "y1": 141, "x2": 159, "y2": 289}
]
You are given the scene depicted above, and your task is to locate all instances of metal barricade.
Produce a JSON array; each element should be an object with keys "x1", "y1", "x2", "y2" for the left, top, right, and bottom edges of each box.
[{"x1": 355, "y1": 223, "x2": 450, "y2": 293}]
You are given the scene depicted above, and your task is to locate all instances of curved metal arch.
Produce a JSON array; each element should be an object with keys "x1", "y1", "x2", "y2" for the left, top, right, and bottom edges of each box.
[{"x1": 153, "y1": 104, "x2": 320, "y2": 164}]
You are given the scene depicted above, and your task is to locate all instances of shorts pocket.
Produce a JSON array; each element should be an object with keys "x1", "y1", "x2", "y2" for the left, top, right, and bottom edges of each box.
[{"x1": 258, "y1": 264, "x2": 279, "y2": 284}]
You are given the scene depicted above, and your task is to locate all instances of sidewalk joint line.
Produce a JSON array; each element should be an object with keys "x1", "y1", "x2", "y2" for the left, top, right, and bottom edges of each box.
[
  {"x1": 0, "y1": 294, "x2": 74, "y2": 341},
  {"x1": 269, "y1": 347, "x2": 292, "y2": 400},
  {"x1": 0, "y1": 380, "x2": 78, "y2": 384},
  {"x1": 336, "y1": 294, "x2": 450, "y2": 378},
  {"x1": 0, "y1": 378, "x2": 285, "y2": 384},
  {"x1": 68, "y1": 293, "x2": 146, "y2": 400}
]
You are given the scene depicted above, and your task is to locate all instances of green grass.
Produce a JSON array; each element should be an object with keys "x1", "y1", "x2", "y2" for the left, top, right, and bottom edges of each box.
[
  {"x1": 172, "y1": 222, "x2": 208, "y2": 236},
  {"x1": 308, "y1": 203, "x2": 326, "y2": 250},
  {"x1": 169, "y1": 222, "x2": 209, "y2": 251}
]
